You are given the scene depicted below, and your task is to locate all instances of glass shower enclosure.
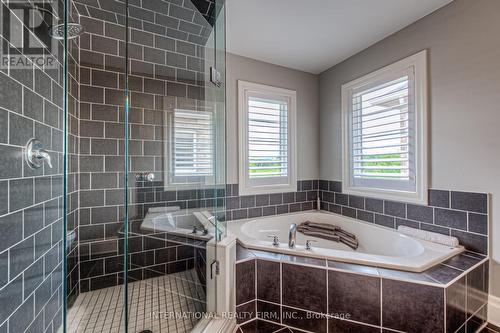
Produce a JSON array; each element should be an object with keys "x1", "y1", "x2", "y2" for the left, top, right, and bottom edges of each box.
[{"x1": 0, "y1": 0, "x2": 226, "y2": 332}]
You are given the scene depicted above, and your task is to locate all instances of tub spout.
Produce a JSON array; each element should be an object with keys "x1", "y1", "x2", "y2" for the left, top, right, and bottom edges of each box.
[{"x1": 289, "y1": 223, "x2": 297, "y2": 248}]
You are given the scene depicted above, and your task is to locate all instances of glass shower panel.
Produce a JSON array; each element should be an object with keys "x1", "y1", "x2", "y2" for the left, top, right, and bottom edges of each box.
[
  {"x1": 0, "y1": 0, "x2": 66, "y2": 332},
  {"x1": 212, "y1": 0, "x2": 227, "y2": 242},
  {"x1": 125, "y1": 0, "x2": 226, "y2": 331}
]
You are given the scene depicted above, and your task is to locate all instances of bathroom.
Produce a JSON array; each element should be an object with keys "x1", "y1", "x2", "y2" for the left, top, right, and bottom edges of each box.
[{"x1": 0, "y1": 0, "x2": 498, "y2": 332}]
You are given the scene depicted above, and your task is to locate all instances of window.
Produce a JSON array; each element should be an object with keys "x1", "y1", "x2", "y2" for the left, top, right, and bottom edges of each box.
[
  {"x1": 238, "y1": 81, "x2": 297, "y2": 195},
  {"x1": 342, "y1": 51, "x2": 427, "y2": 204},
  {"x1": 167, "y1": 109, "x2": 214, "y2": 185}
]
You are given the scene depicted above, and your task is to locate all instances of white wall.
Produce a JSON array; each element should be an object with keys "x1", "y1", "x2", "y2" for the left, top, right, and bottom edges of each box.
[
  {"x1": 226, "y1": 53, "x2": 320, "y2": 184},
  {"x1": 319, "y1": 0, "x2": 500, "y2": 323}
]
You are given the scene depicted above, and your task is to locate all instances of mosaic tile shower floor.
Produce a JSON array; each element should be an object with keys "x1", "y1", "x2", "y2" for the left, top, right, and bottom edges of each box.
[{"x1": 67, "y1": 270, "x2": 206, "y2": 333}]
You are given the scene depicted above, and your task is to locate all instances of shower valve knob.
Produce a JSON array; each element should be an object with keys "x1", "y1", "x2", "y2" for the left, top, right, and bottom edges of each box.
[
  {"x1": 305, "y1": 239, "x2": 318, "y2": 250},
  {"x1": 26, "y1": 138, "x2": 52, "y2": 169},
  {"x1": 267, "y1": 235, "x2": 280, "y2": 246}
]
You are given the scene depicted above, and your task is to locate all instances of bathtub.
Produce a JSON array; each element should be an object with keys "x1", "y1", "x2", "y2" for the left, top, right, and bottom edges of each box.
[{"x1": 227, "y1": 211, "x2": 464, "y2": 272}]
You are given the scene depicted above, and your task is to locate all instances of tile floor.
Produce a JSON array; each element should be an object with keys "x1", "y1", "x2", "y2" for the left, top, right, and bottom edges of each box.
[{"x1": 67, "y1": 270, "x2": 206, "y2": 333}]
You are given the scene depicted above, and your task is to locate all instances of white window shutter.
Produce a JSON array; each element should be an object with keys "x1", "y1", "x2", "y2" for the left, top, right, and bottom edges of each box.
[
  {"x1": 247, "y1": 96, "x2": 288, "y2": 179},
  {"x1": 238, "y1": 81, "x2": 297, "y2": 195},
  {"x1": 351, "y1": 73, "x2": 414, "y2": 190}
]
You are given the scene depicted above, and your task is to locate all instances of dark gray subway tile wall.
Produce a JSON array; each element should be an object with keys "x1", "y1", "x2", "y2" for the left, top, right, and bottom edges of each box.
[
  {"x1": 0, "y1": 0, "x2": 77, "y2": 330},
  {"x1": 318, "y1": 180, "x2": 489, "y2": 255},
  {"x1": 224, "y1": 180, "x2": 319, "y2": 221}
]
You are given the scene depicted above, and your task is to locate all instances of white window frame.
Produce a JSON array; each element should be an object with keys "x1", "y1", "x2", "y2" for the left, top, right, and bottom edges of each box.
[
  {"x1": 341, "y1": 50, "x2": 428, "y2": 204},
  {"x1": 238, "y1": 80, "x2": 297, "y2": 196}
]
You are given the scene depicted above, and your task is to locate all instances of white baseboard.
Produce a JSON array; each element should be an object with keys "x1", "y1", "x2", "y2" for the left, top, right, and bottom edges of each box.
[{"x1": 489, "y1": 294, "x2": 500, "y2": 327}]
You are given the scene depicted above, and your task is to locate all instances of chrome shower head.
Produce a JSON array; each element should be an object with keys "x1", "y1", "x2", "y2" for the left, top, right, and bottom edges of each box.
[
  {"x1": 49, "y1": 23, "x2": 84, "y2": 40},
  {"x1": 23, "y1": 4, "x2": 84, "y2": 39}
]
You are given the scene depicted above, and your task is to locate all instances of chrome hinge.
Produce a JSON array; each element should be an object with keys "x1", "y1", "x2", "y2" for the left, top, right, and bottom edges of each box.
[
  {"x1": 210, "y1": 67, "x2": 221, "y2": 87},
  {"x1": 210, "y1": 260, "x2": 220, "y2": 279}
]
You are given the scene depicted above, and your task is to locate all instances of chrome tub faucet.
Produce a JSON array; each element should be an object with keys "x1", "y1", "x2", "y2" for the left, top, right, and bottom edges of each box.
[{"x1": 289, "y1": 223, "x2": 297, "y2": 248}]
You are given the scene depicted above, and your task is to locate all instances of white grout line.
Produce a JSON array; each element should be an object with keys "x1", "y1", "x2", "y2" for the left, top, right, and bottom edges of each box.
[
  {"x1": 380, "y1": 278, "x2": 383, "y2": 329},
  {"x1": 254, "y1": 258, "x2": 257, "y2": 310},
  {"x1": 444, "y1": 282, "x2": 447, "y2": 333},
  {"x1": 279, "y1": 261, "x2": 283, "y2": 326}
]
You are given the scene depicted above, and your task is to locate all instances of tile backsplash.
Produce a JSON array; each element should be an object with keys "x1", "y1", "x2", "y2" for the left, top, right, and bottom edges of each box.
[{"x1": 224, "y1": 180, "x2": 319, "y2": 221}]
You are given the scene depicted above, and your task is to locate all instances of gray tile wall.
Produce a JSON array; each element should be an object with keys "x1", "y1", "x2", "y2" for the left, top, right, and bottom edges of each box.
[
  {"x1": 0, "y1": 0, "x2": 67, "y2": 331},
  {"x1": 224, "y1": 180, "x2": 320, "y2": 221},
  {"x1": 318, "y1": 180, "x2": 489, "y2": 255}
]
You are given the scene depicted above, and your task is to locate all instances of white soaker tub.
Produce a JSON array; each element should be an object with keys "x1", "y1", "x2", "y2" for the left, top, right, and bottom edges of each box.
[{"x1": 228, "y1": 211, "x2": 464, "y2": 272}]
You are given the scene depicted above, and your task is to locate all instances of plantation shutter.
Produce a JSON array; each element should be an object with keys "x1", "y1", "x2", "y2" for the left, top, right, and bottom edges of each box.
[
  {"x1": 172, "y1": 109, "x2": 213, "y2": 178},
  {"x1": 349, "y1": 69, "x2": 416, "y2": 192},
  {"x1": 238, "y1": 81, "x2": 297, "y2": 195},
  {"x1": 246, "y1": 95, "x2": 289, "y2": 186}
]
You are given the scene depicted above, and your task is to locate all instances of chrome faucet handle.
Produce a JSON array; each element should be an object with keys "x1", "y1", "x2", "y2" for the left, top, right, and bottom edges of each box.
[
  {"x1": 36, "y1": 150, "x2": 52, "y2": 168},
  {"x1": 267, "y1": 235, "x2": 279, "y2": 246},
  {"x1": 136, "y1": 172, "x2": 155, "y2": 182},
  {"x1": 26, "y1": 138, "x2": 53, "y2": 169},
  {"x1": 289, "y1": 223, "x2": 297, "y2": 248},
  {"x1": 192, "y1": 225, "x2": 208, "y2": 235},
  {"x1": 305, "y1": 239, "x2": 318, "y2": 250}
]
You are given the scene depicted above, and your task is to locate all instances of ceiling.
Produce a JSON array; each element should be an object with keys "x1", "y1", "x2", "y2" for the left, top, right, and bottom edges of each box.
[{"x1": 226, "y1": 0, "x2": 453, "y2": 74}]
